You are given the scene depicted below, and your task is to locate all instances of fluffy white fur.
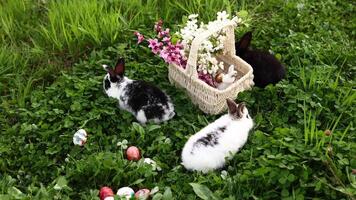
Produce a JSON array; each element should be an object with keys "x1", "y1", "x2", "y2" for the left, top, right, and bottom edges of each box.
[{"x1": 181, "y1": 106, "x2": 253, "y2": 173}]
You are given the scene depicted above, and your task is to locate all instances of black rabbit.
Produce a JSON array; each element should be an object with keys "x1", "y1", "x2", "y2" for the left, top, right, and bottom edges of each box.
[{"x1": 235, "y1": 32, "x2": 286, "y2": 88}]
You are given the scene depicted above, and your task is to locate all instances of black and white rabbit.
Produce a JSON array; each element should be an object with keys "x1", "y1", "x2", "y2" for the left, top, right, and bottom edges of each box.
[
  {"x1": 102, "y1": 58, "x2": 175, "y2": 124},
  {"x1": 181, "y1": 99, "x2": 253, "y2": 173},
  {"x1": 236, "y1": 31, "x2": 286, "y2": 88}
]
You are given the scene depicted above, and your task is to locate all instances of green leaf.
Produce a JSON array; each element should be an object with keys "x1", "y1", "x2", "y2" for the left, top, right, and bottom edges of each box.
[
  {"x1": 281, "y1": 189, "x2": 289, "y2": 197},
  {"x1": 8, "y1": 187, "x2": 25, "y2": 199},
  {"x1": 278, "y1": 177, "x2": 286, "y2": 184},
  {"x1": 275, "y1": 53, "x2": 282, "y2": 61},
  {"x1": 190, "y1": 183, "x2": 218, "y2": 200},
  {"x1": 152, "y1": 193, "x2": 163, "y2": 200},
  {"x1": 129, "y1": 178, "x2": 145, "y2": 186},
  {"x1": 147, "y1": 124, "x2": 161, "y2": 132},
  {"x1": 54, "y1": 176, "x2": 68, "y2": 190},
  {"x1": 163, "y1": 187, "x2": 173, "y2": 200},
  {"x1": 287, "y1": 174, "x2": 295, "y2": 182},
  {"x1": 315, "y1": 181, "x2": 322, "y2": 191},
  {"x1": 237, "y1": 10, "x2": 248, "y2": 18},
  {"x1": 132, "y1": 122, "x2": 145, "y2": 135}
]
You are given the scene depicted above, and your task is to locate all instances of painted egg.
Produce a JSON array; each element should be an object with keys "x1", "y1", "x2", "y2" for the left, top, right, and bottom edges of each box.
[
  {"x1": 116, "y1": 187, "x2": 135, "y2": 199},
  {"x1": 99, "y1": 186, "x2": 114, "y2": 200},
  {"x1": 73, "y1": 129, "x2": 87, "y2": 146},
  {"x1": 135, "y1": 188, "x2": 150, "y2": 199},
  {"x1": 126, "y1": 146, "x2": 141, "y2": 161},
  {"x1": 215, "y1": 73, "x2": 223, "y2": 83}
]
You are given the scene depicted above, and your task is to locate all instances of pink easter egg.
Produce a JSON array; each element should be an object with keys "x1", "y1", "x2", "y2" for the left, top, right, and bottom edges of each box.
[
  {"x1": 135, "y1": 188, "x2": 150, "y2": 199},
  {"x1": 126, "y1": 146, "x2": 141, "y2": 161}
]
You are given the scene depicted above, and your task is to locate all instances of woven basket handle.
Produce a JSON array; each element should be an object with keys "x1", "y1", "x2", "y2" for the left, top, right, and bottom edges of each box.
[{"x1": 186, "y1": 20, "x2": 236, "y2": 78}]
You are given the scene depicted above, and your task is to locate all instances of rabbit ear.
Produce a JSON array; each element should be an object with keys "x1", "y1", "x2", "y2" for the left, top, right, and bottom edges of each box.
[
  {"x1": 114, "y1": 58, "x2": 125, "y2": 75},
  {"x1": 226, "y1": 98, "x2": 238, "y2": 116},
  {"x1": 103, "y1": 64, "x2": 116, "y2": 77},
  {"x1": 236, "y1": 102, "x2": 246, "y2": 118},
  {"x1": 236, "y1": 32, "x2": 252, "y2": 55}
]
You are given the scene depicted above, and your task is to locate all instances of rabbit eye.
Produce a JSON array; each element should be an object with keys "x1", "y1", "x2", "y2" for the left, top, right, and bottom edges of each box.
[{"x1": 246, "y1": 114, "x2": 250, "y2": 119}]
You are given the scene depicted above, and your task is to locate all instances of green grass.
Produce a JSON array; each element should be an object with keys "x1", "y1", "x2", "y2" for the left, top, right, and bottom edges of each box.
[{"x1": 0, "y1": 0, "x2": 355, "y2": 199}]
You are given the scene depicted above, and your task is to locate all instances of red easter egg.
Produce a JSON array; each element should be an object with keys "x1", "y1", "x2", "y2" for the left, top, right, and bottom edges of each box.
[
  {"x1": 99, "y1": 186, "x2": 114, "y2": 200},
  {"x1": 135, "y1": 188, "x2": 150, "y2": 199},
  {"x1": 126, "y1": 146, "x2": 141, "y2": 161}
]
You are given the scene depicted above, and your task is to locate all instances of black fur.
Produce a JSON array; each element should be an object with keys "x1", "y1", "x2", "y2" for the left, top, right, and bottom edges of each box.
[
  {"x1": 125, "y1": 80, "x2": 169, "y2": 118},
  {"x1": 143, "y1": 105, "x2": 165, "y2": 120},
  {"x1": 192, "y1": 126, "x2": 227, "y2": 152},
  {"x1": 235, "y1": 32, "x2": 286, "y2": 88},
  {"x1": 109, "y1": 75, "x2": 120, "y2": 83},
  {"x1": 104, "y1": 78, "x2": 111, "y2": 90},
  {"x1": 218, "y1": 126, "x2": 226, "y2": 132},
  {"x1": 196, "y1": 132, "x2": 219, "y2": 147}
]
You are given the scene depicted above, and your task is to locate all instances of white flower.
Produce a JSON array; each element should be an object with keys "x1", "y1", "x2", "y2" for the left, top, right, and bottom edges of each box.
[
  {"x1": 188, "y1": 14, "x2": 199, "y2": 19},
  {"x1": 178, "y1": 10, "x2": 242, "y2": 82},
  {"x1": 217, "y1": 11, "x2": 229, "y2": 22},
  {"x1": 221, "y1": 170, "x2": 228, "y2": 180},
  {"x1": 219, "y1": 62, "x2": 225, "y2": 69},
  {"x1": 231, "y1": 16, "x2": 242, "y2": 25},
  {"x1": 209, "y1": 57, "x2": 218, "y2": 65},
  {"x1": 218, "y1": 35, "x2": 226, "y2": 42},
  {"x1": 144, "y1": 158, "x2": 162, "y2": 171}
]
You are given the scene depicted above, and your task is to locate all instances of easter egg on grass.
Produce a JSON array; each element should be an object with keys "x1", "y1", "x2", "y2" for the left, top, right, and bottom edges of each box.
[
  {"x1": 135, "y1": 188, "x2": 150, "y2": 199},
  {"x1": 126, "y1": 146, "x2": 141, "y2": 161},
  {"x1": 73, "y1": 129, "x2": 87, "y2": 146},
  {"x1": 99, "y1": 187, "x2": 114, "y2": 200},
  {"x1": 117, "y1": 187, "x2": 135, "y2": 199}
]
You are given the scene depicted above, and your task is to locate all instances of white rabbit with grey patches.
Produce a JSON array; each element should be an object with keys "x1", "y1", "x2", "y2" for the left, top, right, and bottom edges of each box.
[
  {"x1": 181, "y1": 99, "x2": 253, "y2": 173},
  {"x1": 103, "y1": 58, "x2": 175, "y2": 124}
]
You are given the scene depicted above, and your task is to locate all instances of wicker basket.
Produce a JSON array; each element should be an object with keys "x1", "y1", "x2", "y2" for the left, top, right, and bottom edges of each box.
[{"x1": 168, "y1": 21, "x2": 254, "y2": 114}]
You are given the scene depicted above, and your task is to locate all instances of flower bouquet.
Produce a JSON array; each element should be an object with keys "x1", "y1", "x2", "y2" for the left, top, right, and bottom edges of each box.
[{"x1": 135, "y1": 11, "x2": 254, "y2": 114}]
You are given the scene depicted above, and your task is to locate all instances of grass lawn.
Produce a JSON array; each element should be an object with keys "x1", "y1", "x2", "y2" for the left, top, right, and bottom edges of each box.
[{"x1": 0, "y1": 0, "x2": 355, "y2": 199}]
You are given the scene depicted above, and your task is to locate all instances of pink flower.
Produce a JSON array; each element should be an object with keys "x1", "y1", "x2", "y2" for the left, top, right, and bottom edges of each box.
[
  {"x1": 180, "y1": 59, "x2": 187, "y2": 68},
  {"x1": 154, "y1": 19, "x2": 163, "y2": 33},
  {"x1": 198, "y1": 72, "x2": 216, "y2": 87},
  {"x1": 162, "y1": 36, "x2": 171, "y2": 44},
  {"x1": 148, "y1": 39, "x2": 163, "y2": 54},
  {"x1": 158, "y1": 28, "x2": 170, "y2": 38},
  {"x1": 175, "y1": 42, "x2": 184, "y2": 49},
  {"x1": 157, "y1": 41, "x2": 187, "y2": 67},
  {"x1": 198, "y1": 72, "x2": 215, "y2": 87},
  {"x1": 134, "y1": 31, "x2": 145, "y2": 44},
  {"x1": 159, "y1": 49, "x2": 169, "y2": 60}
]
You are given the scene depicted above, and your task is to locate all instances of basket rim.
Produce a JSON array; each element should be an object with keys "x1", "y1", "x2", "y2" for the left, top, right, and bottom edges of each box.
[{"x1": 169, "y1": 55, "x2": 253, "y2": 94}]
